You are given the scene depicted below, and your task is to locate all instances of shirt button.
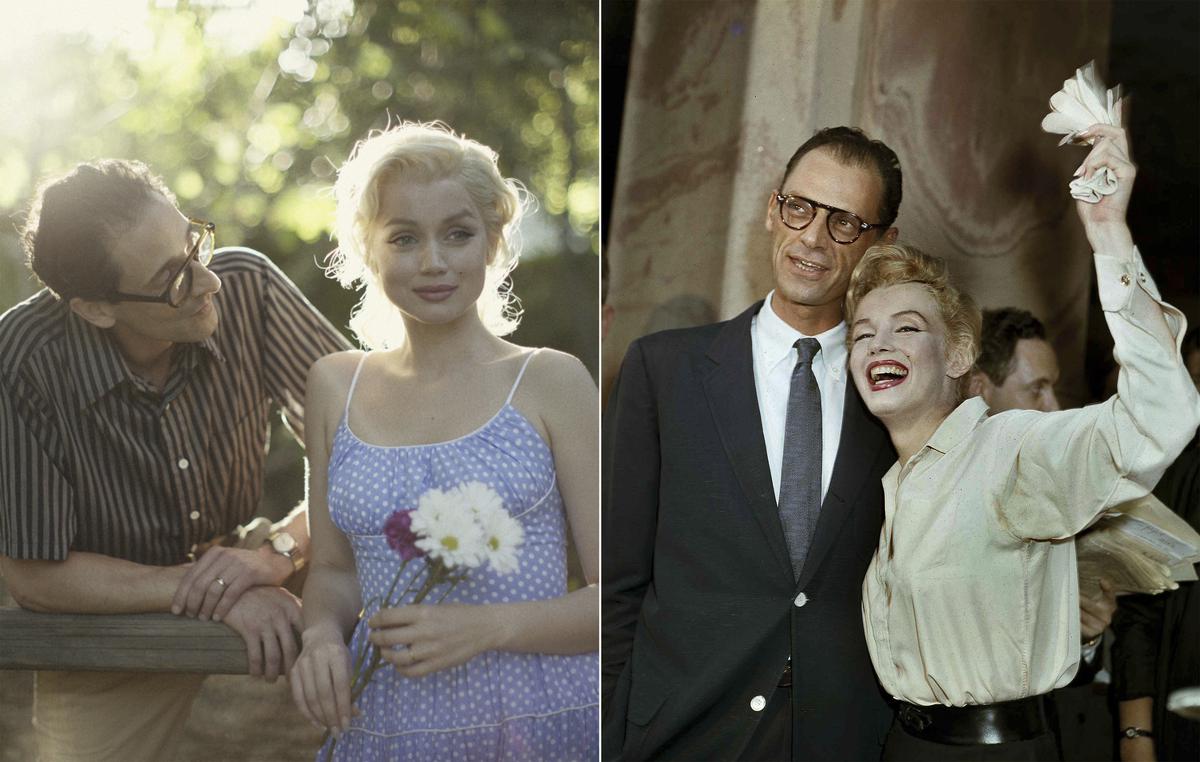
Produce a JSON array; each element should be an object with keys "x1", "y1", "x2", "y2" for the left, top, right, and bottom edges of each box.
[
  {"x1": 1120, "y1": 273, "x2": 1131, "y2": 286},
  {"x1": 189, "y1": 510, "x2": 200, "y2": 520},
  {"x1": 178, "y1": 458, "x2": 190, "y2": 470},
  {"x1": 750, "y1": 695, "x2": 766, "y2": 712},
  {"x1": 793, "y1": 592, "x2": 808, "y2": 607}
]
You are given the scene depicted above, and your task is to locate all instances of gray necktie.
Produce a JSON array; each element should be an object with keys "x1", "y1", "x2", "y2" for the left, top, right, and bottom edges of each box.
[{"x1": 778, "y1": 337, "x2": 822, "y2": 581}]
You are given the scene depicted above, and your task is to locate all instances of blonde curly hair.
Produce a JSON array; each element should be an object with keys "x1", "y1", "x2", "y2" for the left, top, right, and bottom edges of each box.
[
  {"x1": 326, "y1": 121, "x2": 529, "y2": 348},
  {"x1": 845, "y1": 243, "x2": 981, "y2": 400}
]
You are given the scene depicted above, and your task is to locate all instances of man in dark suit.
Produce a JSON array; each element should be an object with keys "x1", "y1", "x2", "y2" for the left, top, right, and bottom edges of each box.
[{"x1": 603, "y1": 127, "x2": 903, "y2": 761}]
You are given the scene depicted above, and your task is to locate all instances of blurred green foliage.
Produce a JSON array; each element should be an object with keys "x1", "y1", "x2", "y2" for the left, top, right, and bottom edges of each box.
[{"x1": 0, "y1": 0, "x2": 598, "y2": 519}]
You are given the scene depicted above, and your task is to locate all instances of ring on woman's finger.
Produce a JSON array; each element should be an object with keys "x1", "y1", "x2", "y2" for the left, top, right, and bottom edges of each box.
[
  {"x1": 215, "y1": 577, "x2": 228, "y2": 588},
  {"x1": 392, "y1": 646, "x2": 417, "y2": 665}
]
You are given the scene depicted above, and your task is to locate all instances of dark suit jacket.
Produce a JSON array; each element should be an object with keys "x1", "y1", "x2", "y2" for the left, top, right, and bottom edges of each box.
[{"x1": 602, "y1": 302, "x2": 896, "y2": 761}]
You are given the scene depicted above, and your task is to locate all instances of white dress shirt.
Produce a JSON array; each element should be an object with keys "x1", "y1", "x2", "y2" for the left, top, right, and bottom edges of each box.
[
  {"x1": 861, "y1": 247, "x2": 1200, "y2": 707},
  {"x1": 751, "y1": 291, "x2": 847, "y2": 504}
]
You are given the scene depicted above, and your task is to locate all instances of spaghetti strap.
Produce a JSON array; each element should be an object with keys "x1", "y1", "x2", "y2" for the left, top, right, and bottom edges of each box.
[
  {"x1": 505, "y1": 349, "x2": 540, "y2": 405},
  {"x1": 344, "y1": 352, "x2": 370, "y2": 421}
]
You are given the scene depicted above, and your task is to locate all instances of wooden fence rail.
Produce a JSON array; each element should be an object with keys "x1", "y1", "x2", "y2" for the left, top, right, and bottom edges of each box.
[{"x1": 0, "y1": 607, "x2": 248, "y2": 674}]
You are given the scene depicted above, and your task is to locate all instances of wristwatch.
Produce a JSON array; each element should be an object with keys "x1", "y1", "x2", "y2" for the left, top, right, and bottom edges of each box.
[
  {"x1": 1120, "y1": 726, "x2": 1153, "y2": 739},
  {"x1": 268, "y1": 530, "x2": 304, "y2": 572}
]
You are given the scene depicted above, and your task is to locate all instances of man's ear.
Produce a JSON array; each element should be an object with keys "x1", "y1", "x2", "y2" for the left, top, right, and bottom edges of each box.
[
  {"x1": 69, "y1": 297, "x2": 117, "y2": 330},
  {"x1": 764, "y1": 189, "x2": 779, "y2": 233},
  {"x1": 881, "y1": 226, "x2": 899, "y2": 243},
  {"x1": 966, "y1": 369, "x2": 989, "y2": 399}
]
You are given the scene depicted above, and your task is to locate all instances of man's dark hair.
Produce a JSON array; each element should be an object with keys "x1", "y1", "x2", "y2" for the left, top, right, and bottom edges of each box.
[
  {"x1": 976, "y1": 307, "x2": 1047, "y2": 385},
  {"x1": 21, "y1": 159, "x2": 176, "y2": 300},
  {"x1": 779, "y1": 126, "x2": 903, "y2": 228}
]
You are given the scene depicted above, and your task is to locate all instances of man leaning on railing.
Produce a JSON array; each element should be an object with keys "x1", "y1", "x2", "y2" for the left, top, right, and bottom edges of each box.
[{"x1": 0, "y1": 159, "x2": 350, "y2": 762}]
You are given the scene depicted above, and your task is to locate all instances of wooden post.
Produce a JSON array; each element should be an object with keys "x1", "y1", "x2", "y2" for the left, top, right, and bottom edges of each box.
[{"x1": 0, "y1": 607, "x2": 249, "y2": 674}]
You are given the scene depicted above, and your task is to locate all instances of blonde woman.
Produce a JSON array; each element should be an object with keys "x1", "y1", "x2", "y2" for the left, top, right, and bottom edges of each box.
[
  {"x1": 844, "y1": 122, "x2": 1198, "y2": 760},
  {"x1": 290, "y1": 123, "x2": 598, "y2": 760}
]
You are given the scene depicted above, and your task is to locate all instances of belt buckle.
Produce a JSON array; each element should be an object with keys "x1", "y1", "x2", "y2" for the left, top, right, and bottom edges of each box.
[{"x1": 899, "y1": 703, "x2": 932, "y2": 732}]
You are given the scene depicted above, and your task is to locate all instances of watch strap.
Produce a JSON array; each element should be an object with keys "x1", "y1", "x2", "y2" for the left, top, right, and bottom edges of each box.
[{"x1": 268, "y1": 530, "x2": 304, "y2": 572}]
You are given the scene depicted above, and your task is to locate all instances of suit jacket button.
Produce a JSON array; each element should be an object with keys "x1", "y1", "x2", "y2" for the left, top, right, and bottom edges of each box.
[
  {"x1": 750, "y1": 695, "x2": 766, "y2": 712},
  {"x1": 793, "y1": 592, "x2": 808, "y2": 607}
]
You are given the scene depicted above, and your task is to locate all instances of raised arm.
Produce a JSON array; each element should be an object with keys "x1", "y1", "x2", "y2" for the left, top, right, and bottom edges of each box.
[{"x1": 998, "y1": 119, "x2": 1200, "y2": 539}]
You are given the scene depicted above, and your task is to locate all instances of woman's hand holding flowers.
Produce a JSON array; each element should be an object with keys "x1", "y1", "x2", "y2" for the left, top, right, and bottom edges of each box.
[{"x1": 368, "y1": 603, "x2": 504, "y2": 677}]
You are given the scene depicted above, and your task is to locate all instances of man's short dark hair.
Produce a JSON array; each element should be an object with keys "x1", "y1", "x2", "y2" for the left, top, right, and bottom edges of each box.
[
  {"x1": 779, "y1": 126, "x2": 903, "y2": 228},
  {"x1": 21, "y1": 160, "x2": 176, "y2": 300},
  {"x1": 976, "y1": 308, "x2": 1048, "y2": 385}
]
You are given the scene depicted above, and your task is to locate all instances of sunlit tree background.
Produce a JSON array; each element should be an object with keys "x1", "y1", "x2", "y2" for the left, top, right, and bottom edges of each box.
[{"x1": 0, "y1": 0, "x2": 599, "y2": 520}]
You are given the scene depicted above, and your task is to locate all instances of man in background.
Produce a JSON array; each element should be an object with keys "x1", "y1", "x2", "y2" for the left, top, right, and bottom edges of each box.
[{"x1": 968, "y1": 307, "x2": 1061, "y2": 413}]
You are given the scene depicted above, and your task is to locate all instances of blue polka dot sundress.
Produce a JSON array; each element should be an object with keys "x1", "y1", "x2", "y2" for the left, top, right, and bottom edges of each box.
[{"x1": 321, "y1": 350, "x2": 599, "y2": 761}]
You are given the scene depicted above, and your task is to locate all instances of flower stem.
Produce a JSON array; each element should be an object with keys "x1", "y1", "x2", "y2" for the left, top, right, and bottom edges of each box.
[{"x1": 332, "y1": 559, "x2": 466, "y2": 757}]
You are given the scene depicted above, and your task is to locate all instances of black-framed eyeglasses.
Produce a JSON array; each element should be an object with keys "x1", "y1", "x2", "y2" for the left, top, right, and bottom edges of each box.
[
  {"x1": 774, "y1": 193, "x2": 887, "y2": 245},
  {"x1": 107, "y1": 218, "x2": 216, "y2": 308}
]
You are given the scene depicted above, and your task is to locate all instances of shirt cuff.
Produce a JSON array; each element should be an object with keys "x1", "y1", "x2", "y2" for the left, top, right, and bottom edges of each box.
[{"x1": 1095, "y1": 246, "x2": 1161, "y2": 313}]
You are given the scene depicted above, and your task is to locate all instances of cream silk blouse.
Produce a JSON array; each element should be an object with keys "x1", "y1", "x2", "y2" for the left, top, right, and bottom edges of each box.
[{"x1": 861, "y1": 247, "x2": 1200, "y2": 707}]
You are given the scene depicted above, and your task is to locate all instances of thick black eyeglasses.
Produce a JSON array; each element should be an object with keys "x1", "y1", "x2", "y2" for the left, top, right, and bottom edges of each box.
[
  {"x1": 108, "y1": 218, "x2": 216, "y2": 308},
  {"x1": 774, "y1": 193, "x2": 887, "y2": 245}
]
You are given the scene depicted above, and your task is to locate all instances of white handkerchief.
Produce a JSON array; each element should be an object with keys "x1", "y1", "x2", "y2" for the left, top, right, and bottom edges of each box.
[
  {"x1": 1068, "y1": 169, "x2": 1119, "y2": 204},
  {"x1": 1042, "y1": 61, "x2": 1123, "y2": 203}
]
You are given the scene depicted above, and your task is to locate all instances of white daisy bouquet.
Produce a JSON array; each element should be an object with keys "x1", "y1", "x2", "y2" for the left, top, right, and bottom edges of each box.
[{"x1": 323, "y1": 481, "x2": 523, "y2": 758}]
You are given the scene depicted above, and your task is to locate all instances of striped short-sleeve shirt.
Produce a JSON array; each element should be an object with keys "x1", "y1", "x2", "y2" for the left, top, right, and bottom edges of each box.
[{"x1": 0, "y1": 248, "x2": 352, "y2": 566}]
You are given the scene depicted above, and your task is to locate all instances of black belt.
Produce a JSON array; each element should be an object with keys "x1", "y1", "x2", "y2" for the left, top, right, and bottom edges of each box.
[{"x1": 896, "y1": 695, "x2": 1049, "y2": 746}]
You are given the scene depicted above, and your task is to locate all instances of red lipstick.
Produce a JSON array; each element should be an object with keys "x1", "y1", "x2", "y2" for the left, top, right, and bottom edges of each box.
[{"x1": 865, "y1": 359, "x2": 909, "y2": 391}]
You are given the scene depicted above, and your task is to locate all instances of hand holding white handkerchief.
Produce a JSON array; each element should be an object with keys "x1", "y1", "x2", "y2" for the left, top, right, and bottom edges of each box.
[{"x1": 1041, "y1": 61, "x2": 1124, "y2": 203}]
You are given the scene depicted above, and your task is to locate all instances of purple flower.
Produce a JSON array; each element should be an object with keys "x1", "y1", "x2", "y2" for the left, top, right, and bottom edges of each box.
[{"x1": 383, "y1": 510, "x2": 424, "y2": 561}]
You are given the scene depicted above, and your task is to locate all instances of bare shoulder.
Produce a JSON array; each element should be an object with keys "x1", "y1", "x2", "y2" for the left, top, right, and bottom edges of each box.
[
  {"x1": 521, "y1": 348, "x2": 596, "y2": 396},
  {"x1": 309, "y1": 350, "x2": 365, "y2": 384},
  {"x1": 511, "y1": 348, "x2": 597, "y2": 424},
  {"x1": 307, "y1": 350, "x2": 368, "y2": 419}
]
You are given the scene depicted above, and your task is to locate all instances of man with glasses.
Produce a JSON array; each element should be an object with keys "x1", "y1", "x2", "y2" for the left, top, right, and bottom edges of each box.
[
  {"x1": 0, "y1": 159, "x2": 350, "y2": 760},
  {"x1": 603, "y1": 127, "x2": 901, "y2": 760}
]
